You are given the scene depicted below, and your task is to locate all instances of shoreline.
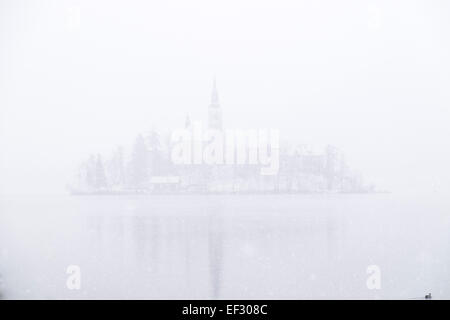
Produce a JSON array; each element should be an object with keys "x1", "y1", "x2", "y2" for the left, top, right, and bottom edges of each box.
[{"x1": 69, "y1": 190, "x2": 389, "y2": 196}]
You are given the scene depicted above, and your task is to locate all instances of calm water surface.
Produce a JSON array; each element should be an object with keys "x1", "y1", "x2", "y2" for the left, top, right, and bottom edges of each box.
[{"x1": 0, "y1": 194, "x2": 449, "y2": 299}]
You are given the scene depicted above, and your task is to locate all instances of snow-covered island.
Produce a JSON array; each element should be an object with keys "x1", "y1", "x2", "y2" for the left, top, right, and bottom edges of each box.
[{"x1": 68, "y1": 82, "x2": 377, "y2": 195}]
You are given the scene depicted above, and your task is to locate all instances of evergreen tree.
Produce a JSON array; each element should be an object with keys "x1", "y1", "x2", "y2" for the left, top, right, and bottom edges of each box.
[
  {"x1": 129, "y1": 134, "x2": 149, "y2": 190},
  {"x1": 95, "y1": 154, "x2": 107, "y2": 189},
  {"x1": 86, "y1": 154, "x2": 96, "y2": 189},
  {"x1": 325, "y1": 145, "x2": 338, "y2": 190},
  {"x1": 108, "y1": 146, "x2": 126, "y2": 187},
  {"x1": 147, "y1": 129, "x2": 163, "y2": 176}
]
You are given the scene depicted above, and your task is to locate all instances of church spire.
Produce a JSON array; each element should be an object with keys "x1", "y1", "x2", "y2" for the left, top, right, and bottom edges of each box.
[
  {"x1": 185, "y1": 114, "x2": 191, "y2": 129},
  {"x1": 208, "y1": 76, "x2": 222, "y2": 130},
  {"x1": 211, "y1": 76, "x2": 219, "y2": 106}
]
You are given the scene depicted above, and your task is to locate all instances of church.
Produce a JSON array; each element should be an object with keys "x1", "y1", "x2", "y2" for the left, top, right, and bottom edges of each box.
[
  {"x1": 70, "y1": 79, "x2": 374, "y2": 195},
  {"x1": 168, "y1": 80, "x2": 371, "y2": 194}
]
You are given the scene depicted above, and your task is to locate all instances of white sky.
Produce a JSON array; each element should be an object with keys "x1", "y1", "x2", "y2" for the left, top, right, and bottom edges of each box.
[{"x1": 1, "y1": 0, "x2": 450, "y2": 194}]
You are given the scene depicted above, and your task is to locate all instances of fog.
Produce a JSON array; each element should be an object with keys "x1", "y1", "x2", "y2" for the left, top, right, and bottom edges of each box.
[
  {"x1": 1, "y1": 0, "x2": 450, "y2": 300},
  {"x1": 1, "y1": 0, "x2": 449, "y2": 195}
]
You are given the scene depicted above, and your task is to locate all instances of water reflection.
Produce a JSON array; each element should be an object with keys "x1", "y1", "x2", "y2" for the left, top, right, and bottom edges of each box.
[
  {"x1": 207, "y1": 206, "x2": 224, "y2": 299},
  {"x1": 84, "y1": 197, "x2": 347, "y2": 299},
  {"x1": 2, "y1": 195, "x2": 446, "y2": 299}
]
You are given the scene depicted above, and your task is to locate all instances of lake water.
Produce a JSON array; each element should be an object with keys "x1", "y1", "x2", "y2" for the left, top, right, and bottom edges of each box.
[{"x1": 0, "y1": 194, "x2": 449, "y2": 299}]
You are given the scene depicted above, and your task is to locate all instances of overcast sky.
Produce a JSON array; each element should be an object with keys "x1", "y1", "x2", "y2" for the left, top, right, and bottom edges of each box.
[{"x1": 1, "y1": 0, "x2": 450, "y2": 195}]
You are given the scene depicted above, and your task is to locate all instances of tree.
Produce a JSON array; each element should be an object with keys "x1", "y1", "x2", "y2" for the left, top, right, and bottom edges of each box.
[
  {"x1": 108, "y1": 146, "x2": 126, "y2": 187},
  {"x1": 325, "y1": 145, "x2": 339, "y2": 191},
  {"x1": 86, "y1": 154, "x2": 96, "y2": 189},
  {"x1": 129, "y1": 134, "x2": 149, "y2": 190},
  {"x1": 95, "y1": 154, "x2": 107, "y2": 189},
  {"x1": 147, "y1": 129, "x2": 162, "y2": 176}
]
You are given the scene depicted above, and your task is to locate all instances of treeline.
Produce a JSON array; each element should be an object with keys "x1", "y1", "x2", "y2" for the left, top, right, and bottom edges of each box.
[
  {"x1": 73, "y1": 130, "x2": 173, "y2": 192},
  {"x1": 70, "y1": 128, "x2": 374, "y2": 194}
]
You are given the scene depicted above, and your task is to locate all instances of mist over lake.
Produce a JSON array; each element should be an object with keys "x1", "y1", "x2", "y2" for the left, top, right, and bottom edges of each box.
[
  {"x1": 1, "y1": 0, "x2": 450, "y2": 301},
  {"x1": 1, "y1": 194, "x2": 449, "y2": 299}
]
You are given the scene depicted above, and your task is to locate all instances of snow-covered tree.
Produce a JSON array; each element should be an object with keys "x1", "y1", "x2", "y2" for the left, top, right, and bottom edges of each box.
[
  {"x1": 86, "y1": 154, "x2": 96, "y2": 189},
  {"x1": 129, "y1": 134, "x2": 149, "y2": 190},
  {"x1": 147, "y1": 129, "x2": 162, "y2": 176},
  {"x1": 107, "y1": 146, "x2": 126, "y2": 188},
  {"x1": 95, "y1": 154, "x2": 107, "y2": 189}
]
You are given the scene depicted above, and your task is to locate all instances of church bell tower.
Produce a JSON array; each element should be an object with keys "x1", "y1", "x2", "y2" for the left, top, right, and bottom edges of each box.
[{"x1": 208, "y1": 78, "x2": 223, "y2": 130}]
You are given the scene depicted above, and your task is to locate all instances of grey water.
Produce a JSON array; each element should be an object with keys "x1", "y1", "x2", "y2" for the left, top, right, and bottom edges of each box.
[{"x1": 0, "y1": 194, "x2": 449, "y2": 299}]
